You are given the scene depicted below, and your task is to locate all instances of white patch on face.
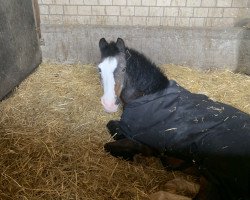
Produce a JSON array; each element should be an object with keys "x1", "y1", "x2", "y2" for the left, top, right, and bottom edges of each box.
[{"x1": 98, "y1": 57, "x2": 118, "y2": 113}]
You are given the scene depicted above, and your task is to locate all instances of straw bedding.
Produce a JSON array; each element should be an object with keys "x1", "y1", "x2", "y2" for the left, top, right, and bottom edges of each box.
[{"x1": 0, "y1": 63, "x2": 249, "y2": 200}]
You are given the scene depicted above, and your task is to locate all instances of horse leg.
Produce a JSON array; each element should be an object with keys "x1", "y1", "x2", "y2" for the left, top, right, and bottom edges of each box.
[
  {"x1": 149, "y1": 178, "x2": 200, "y2": 200},
  {"x1": 193, "y1": 177, "x2": 221, "y2": 200},
  {"x1": 160, "y1": 156, "x2": 194, "y2": 171},
  {"x1": 106, "y1": 120, "x2": 126, "y2": 140},
  {"x1": 104, "y1": 138, "x2": 157, "y2": 160},
  {"x1": 149, "y1": 191, "x2": 192, "y2": 200},
  {"x1": 164, "y1": 178, "x2": 200, "y2": 198}
]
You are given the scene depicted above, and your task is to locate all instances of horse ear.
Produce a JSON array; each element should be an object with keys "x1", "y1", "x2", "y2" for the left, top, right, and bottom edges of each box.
[
  {"x1": 116, "y1": 38, "x2": 125, "y2": 52},
  {"x1": 99, "y1": 38, "x2": 108, "y2": 50}
]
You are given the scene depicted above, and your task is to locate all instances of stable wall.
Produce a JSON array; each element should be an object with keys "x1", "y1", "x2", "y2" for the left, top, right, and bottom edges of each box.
[
  {"x1": 38, "y1": 0, "x2": 250, "y2": 73},
  {"x1": 41, "y1": 25, "x2": 249, "y2": 72},
  {"x1": 38, "y1": 0, "x2": 249, "y2": 27}
]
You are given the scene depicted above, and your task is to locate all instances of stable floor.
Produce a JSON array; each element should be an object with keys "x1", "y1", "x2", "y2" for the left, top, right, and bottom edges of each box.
[{"x1": 0, "y1": 63, "x2": 249, "y2": 199}]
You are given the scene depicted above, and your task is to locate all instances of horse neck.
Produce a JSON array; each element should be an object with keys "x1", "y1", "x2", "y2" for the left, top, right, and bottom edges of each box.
[{"x1": 120, "y1": 49, "x2": 169, "y2": 105}]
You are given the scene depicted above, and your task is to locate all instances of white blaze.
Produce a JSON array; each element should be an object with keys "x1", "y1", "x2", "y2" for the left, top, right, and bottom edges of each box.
[{"x1": 98, "y1": 57, "x2": 118, "y2": 113}]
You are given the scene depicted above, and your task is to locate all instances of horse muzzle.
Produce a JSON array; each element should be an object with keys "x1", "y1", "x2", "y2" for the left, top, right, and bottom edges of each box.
[{"x1": 101, "y1": 96, "x2": 119, "y2": 113}]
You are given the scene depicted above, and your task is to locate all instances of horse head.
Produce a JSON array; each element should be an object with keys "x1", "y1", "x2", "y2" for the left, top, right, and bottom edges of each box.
[
  {"x1": 98, "y1": 38, "x2": 169, "y2": 113},
  {"x1": 98, "y1": 38, "x2": 127, "y2": 113}
]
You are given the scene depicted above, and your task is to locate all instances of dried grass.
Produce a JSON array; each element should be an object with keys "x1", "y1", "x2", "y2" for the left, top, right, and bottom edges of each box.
[
  {"x1": 0, "y1": 63, "x2": 249, "y2": 200},
  {"x1": 162, "y1": 64, "x2": 250, "y2": 113}
]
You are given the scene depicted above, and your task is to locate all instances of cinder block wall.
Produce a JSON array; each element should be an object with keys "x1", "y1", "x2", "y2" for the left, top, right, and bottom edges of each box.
[
  {"x1": 38, "y1": 0, "x2": 249, "y2": 27},
  {"x1": 38, "y1": 0, "x2": 250, "y2": 73}
]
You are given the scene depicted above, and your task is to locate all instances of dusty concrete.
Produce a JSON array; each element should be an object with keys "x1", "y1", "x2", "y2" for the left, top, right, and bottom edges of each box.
[
  {"x1": 236, "y1": 28, "x2": 250, "y2": 74},
  {"x1": 41, "y1": 25, "x2": 250, "y2": 73}
]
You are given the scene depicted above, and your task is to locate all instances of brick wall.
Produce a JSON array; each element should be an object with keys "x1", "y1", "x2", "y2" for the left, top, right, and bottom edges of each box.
[{"x1": 38, "y1": 0, "x2": 249, "y2": 27}]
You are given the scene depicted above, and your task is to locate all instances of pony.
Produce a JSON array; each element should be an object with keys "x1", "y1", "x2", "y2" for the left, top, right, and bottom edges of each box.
[{"x1": 97, "y1": 38, "x2": 250, "y2": 200}]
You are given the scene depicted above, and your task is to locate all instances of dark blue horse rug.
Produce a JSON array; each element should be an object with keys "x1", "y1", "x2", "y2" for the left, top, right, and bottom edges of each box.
[{"x1": 119, "y1": 80, "x2": 250, "y2": 200}]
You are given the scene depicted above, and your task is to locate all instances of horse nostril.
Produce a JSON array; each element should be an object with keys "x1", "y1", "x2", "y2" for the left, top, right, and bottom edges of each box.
[
  {"x1": 101, "y1": 97, "x2": 119, "y2": 113},
  {"x1": 101, "y1": 97, "x2": 116, "y2": 107}
]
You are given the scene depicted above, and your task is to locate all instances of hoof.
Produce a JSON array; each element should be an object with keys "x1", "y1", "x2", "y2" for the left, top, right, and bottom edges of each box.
[
  {"x1": 104, "y1": 140, "x2": 135, "y2": 160},
  {"x1": 106, "y1": 120, "x2": 125, "y2": 140}
]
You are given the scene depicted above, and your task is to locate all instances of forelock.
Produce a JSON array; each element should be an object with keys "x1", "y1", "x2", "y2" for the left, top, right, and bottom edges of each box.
[{"x1": 101, "y1": 41, "x2": 120, "y2": 58}]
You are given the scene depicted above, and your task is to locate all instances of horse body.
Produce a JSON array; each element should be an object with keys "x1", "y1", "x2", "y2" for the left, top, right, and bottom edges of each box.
[
  {"x1": 118, "y1": 79, "x2": 250, "y2": 199},
  {"x1": 98, "y1": 38, "x2": 250, "y2": 200}
]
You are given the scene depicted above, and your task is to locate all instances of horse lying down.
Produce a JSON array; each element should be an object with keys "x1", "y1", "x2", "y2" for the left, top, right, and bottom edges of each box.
[{"x1": 97, "y1": 38, "x2": 250, "y2": 200}]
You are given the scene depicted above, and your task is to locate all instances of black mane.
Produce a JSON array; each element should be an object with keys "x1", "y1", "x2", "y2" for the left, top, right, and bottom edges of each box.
[{"x1": 125, "y1": 48, "x2": 169, "y2": 95}]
